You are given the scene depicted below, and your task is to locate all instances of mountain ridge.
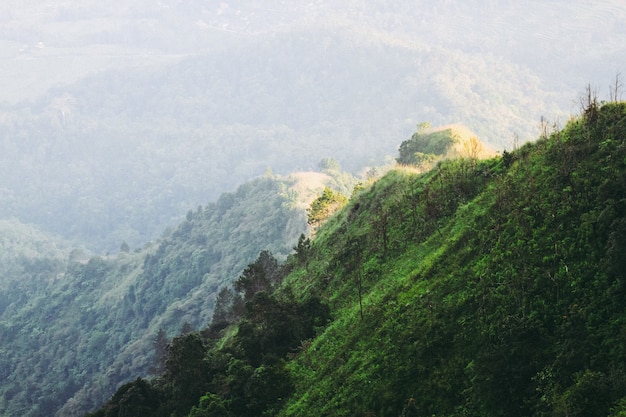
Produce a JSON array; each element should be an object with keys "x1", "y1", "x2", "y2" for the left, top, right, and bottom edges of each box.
[
  {"x1": 85, "y1": 100, "x2": 626, "y2": 417},
  {"x1": 0, "y1": 171, "x2": 352, "y2": 417}
]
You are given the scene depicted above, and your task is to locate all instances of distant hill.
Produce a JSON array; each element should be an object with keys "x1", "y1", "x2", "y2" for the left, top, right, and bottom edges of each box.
[
  {"x1": 0, "y1": 172, "x2": 350, "y2": 417},
  {"x1": 0, "y1": 219, "x2": 73, "y2": 271},
  {"x1": 1, "y1": 1, "x2": 623, "y2": 251},
  {"x1": 0, "y1": 25, "x2": 553, "y2": 251},
  {"x1": 88, "y1": 101, "x2": 626, "y2": 417}
]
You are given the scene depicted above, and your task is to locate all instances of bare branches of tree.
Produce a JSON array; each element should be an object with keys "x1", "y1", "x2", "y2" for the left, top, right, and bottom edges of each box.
[
  {"x1": 579, "y1": 84, "x2": 599, "y2": 122},
  {"x1": 609, "y1": 72, "x2": 623, "y2": 103}
]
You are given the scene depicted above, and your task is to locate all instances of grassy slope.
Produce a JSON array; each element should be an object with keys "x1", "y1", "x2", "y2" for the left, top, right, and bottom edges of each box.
[{"x1": 281, "y1": 102, "x2": 626, "y2": 417}]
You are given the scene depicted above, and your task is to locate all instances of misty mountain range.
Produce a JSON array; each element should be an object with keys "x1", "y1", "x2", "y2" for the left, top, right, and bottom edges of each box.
[
  {"x1": 0, "y1": 0, "x2": 623, "y2": 251},
  {"x1": 0, "y1": 2, "x2": 625, "y2": 416}
]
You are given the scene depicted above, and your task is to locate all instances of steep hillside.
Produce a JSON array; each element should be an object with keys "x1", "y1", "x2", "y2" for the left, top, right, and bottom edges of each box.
[
  {"x1": 286, "y1": 101, "x2": 626, "y2": 417},
  {"x1": 88, "y1": 101, "x2": 626, "y2": 417},
  {"x1": 0, "y1": 173, "x2": 345, "y2": 417}
]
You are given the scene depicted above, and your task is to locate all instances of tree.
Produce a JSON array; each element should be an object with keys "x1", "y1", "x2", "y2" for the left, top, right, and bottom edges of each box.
[
  {"x1": 211, "y1": 286, "x2": 243, "y2": 326},
  {"x1": 609, "y1": 72, "x2": 623, "y2": 103},
  {"x1": 307, "y1": 187, "x2": 348, "y2": 229},
  {"x1": 181, "y1": 322, "x2": 194, "y2": 334},
  {"x1": 188, "y1": 393, "x2": 233, "y2": 417},
  {"x1": 235, "y1": 251, "x2": 281, "y2": 302},
  {"x1": 396, "y1": 125, "x2": 454, "y2": 166},
  {"x1": 85, "y1": 378, "x2": 159, "y2": 417},
  {"x1": 579, "y1": 83, "x2": 599, "y2": 123},
  {"x1": 161, "y1": 333, "x2": 209, "y2": 415},
  {"x1": 149, "y1": 328, "x2": 168, "y2": 375},
  {"x1": 244, "y1": 363, "x2": 294, "y2": 416},
  {"x1": 461, "y1": 136, "x2": 482, "y2": 161},
  {"x1": 293, "y1": 233, "x2": 311, "y2": 269}
]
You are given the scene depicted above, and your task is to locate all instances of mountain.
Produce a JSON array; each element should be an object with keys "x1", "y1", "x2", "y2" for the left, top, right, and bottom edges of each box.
[
  {"x1": 0, "y1": 171, "x2": 352, "y2": 417},
  {"x1": 1, "y1": 1, "x2": 623, "y2": 251},
  {"x1": 1, "y1": 1, "x2": 624, "y2": 415},
  {"x1": 88, "y1": 100, "x2": 626, "y2": 417}
]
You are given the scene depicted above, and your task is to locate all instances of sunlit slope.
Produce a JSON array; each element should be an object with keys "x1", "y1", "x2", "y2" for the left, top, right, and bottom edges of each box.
[
  {"x1": 84, "y1": 102, "x2": 626, "y2": 417},
  {"x1": 282, "y1": 102, "x2": 626, "y2": 416}
]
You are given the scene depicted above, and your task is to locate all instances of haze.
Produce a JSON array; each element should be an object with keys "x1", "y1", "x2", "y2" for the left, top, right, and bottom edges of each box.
[{"x1": 0, "y1": 0, "x2": 624, "y2": 251}]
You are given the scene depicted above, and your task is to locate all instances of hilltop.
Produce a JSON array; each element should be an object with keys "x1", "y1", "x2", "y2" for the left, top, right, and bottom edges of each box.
[{"x1": 396, "y1": 123, "x2": 497, "y2": 168}]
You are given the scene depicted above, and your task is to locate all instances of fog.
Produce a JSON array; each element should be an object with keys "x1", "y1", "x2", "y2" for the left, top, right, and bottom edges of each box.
[{"x1": 0, "y1": 0, "x2": 624, "y2": 251}]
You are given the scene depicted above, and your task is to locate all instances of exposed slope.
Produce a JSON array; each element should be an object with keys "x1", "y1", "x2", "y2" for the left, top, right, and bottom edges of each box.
[{"x1": 396, "y1": 123, "x2": 496, "y2": 167}]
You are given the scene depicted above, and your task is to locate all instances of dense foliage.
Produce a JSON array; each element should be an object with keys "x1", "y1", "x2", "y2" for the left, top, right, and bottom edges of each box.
[
  {"x1": 85, "y1": 250, "x2": 331, "y2": 417},
  {"x1": 307, "y1": 187, "x2": 349, "y2": 230},
  {"x1": 87, "y1": 102, "x2": 626, "y2": 416},
  {"x1": 0, "y1": 175, "x2": 314, "y2": 417},
  {"x1": 396, "y1": 125, "x2": 457, "y2": 165},
  {"x1": 284, "y1": 101, "x2": 626, "y2": 417}
]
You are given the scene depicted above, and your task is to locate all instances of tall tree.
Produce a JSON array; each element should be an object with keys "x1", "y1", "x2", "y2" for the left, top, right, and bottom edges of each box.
[
  {"x1": 160, "y1": 333, "x2": 209, "y2": 415},
  {"x1": 149, "y1": 328, "x2": 168, "y2": 375},
  {"x1": 235, "y1": 251, "x2": 281, "y2": 302}
]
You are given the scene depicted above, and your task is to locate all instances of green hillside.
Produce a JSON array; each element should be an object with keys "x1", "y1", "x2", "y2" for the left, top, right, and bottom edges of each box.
[
  {"x1": 0, "y1": 173, "x2": 347, "y2": 417},
  {"x1": 283, "y1": 101, "x2": 626, "y2": 416},
  {"x1": 88, "y1": 100, "x2": 626, "y2": 417}
]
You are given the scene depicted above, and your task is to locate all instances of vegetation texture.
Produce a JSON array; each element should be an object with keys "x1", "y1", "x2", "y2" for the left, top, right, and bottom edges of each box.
[
  {"x1": 87, "y1": 102, "x2": 626, "y2": 417},
  {"x1": 0, "y1": 174, "x2": 338, "y2": 417}
]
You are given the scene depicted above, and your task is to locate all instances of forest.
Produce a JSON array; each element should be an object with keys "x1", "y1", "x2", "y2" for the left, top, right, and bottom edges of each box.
[
  {"x1": 1, "y1": 2, "x2": 625, "y2": 416},
  {"x1": 84, "y1": 100, "x2": 626, "y2": 416},
  {"x1": 0, "y1": 171, "x2": 354, "y2": 417}
]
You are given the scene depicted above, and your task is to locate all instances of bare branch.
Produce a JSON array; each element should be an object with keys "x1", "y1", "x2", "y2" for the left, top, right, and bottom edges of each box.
[{"x1": 609, "y1": 72, "x2": 623, "y2": 103}]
